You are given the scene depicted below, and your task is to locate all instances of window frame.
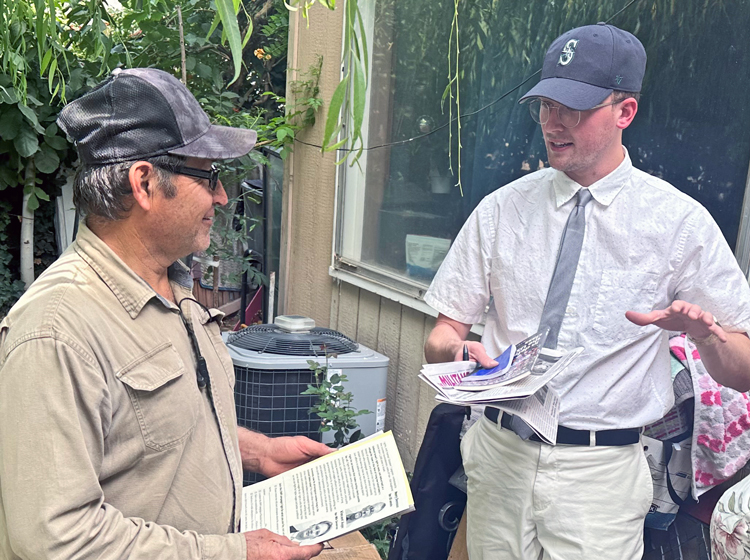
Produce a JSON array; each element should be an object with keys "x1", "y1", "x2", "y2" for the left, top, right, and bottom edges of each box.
[{"x1": 329, "y1": 0, "x2": 750, "y2": 318}]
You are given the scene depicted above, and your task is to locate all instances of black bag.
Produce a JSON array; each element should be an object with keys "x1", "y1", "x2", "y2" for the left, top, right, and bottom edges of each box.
[{"x1": 388, "y1": 404, "x2": 469, "y2": 560}]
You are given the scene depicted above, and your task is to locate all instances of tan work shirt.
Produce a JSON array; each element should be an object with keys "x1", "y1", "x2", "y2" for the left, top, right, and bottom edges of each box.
[{"x1": 0, "y1": 223, "x2": 246, "y2": 559}]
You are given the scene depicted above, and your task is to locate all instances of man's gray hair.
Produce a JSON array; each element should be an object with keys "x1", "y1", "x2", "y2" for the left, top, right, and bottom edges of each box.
[{"x1": 73, "y1": 154, "x2": 186, "y2": 221}]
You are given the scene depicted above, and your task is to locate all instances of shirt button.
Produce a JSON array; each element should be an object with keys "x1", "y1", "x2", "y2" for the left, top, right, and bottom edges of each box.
[{"x1": 566, "y1": 306, "x2": 577, "y2": 316}]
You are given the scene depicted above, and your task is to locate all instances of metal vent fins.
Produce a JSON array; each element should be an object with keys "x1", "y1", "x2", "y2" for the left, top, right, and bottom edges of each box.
[{"x1": 226, "y1": 325, "x2": 358, "y2": 356}]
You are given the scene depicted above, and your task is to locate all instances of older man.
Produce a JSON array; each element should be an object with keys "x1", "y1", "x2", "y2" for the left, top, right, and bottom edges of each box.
[{"x1": 0, "y1": 68, "x2": 328, "y2": 560}]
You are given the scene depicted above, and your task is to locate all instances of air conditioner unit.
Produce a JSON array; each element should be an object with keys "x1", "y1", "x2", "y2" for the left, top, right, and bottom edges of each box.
[{"x1": 225, "y1": 315, "x2": 389, "y2": 484}]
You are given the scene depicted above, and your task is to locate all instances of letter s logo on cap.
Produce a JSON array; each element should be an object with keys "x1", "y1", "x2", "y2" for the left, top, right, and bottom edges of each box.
[{"x1": 559, "y1": 39, "x2": 578, "y2": 66}]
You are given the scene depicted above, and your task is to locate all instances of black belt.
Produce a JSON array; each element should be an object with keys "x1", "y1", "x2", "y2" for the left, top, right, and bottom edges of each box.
[{"x1": 483, "y1": 407, "x2": 640, "y2": 446}]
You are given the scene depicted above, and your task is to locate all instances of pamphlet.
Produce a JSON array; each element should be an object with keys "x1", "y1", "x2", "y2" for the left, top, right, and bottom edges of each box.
[
  {"x1": 241, "y1": 431, "x2": 414, "y2": 545},
  {"x1": 458, "y1": 343, "x2": 515, "y2": 386},
  {"x1": 456, "y1": 329, "x2": 548, "y2": 391}
]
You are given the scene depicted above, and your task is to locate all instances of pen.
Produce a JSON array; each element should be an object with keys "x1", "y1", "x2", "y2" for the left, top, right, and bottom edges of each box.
[{"x1": 463, "y1": 344, "x2": 469, "y2": 362}]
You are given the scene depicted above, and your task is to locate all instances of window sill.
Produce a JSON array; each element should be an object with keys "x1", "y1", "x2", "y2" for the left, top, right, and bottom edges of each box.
[{"x1": 328, "y1": 263, "x2": 485, "y2": 337}]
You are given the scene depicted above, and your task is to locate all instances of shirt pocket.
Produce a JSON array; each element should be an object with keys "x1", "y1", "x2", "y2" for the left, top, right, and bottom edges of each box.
[
  {"x1": 117, "y1": 342, "x2": 200, "y2": 451},
  {"x1": 592, "y1": 269, "x2": 658, "y2": 343}
]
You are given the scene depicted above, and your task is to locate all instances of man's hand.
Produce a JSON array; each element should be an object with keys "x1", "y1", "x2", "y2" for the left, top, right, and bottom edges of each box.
[
  {"x1": 258, "y1": 435, "x2": 333, "y2": 478},
  {"x1": 244, "y1": 529, "x2": 323, "y2": 560},
  {"x1": 238, "y1": 427, "x2": 333, "y2": 477},
  {"x1": 453, "y1": 340, "x2": 498, "y2": 368},
  {"x1": 627, "y1": 300, "x2": 750, "y2": 392},
  {"x1": 425, "y1": 313, "x2": 498, "y2": 367},
  {"x1": 625, "y1": 300, "x2": 727, "y2": 343}
]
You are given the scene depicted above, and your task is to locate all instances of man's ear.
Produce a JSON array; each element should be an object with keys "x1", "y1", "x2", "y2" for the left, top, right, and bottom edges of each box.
[
  {"x1": 616, "y1": 98, "x2": 638, "y2": 130},
  {"x1": 129, "y1": 161, "x2": 157, "y2": 211}
]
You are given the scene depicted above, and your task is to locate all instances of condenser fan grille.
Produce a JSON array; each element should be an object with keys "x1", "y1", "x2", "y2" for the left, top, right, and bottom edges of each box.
[{"x1": 227, "y1": 325, "x2": 358, "y2": 356}]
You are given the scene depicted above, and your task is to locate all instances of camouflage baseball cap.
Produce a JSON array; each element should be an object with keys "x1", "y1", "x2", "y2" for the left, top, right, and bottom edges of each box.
[{"x1": 58, "y1": 67, "x2": 257, "y2": 164}]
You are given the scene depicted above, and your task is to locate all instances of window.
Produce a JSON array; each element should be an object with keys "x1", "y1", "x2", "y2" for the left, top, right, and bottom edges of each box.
[{"x1": 334, "y1": 0, "x2": 750, "y2": 299}]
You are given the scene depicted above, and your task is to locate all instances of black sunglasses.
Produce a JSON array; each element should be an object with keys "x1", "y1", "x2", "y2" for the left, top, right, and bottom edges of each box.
[
  {"x1": 162, "y1": 164, "x2": 221, "y2": 191},
  {"x1": 177, "y1": 164, "x2": 220, "y2": 191}
]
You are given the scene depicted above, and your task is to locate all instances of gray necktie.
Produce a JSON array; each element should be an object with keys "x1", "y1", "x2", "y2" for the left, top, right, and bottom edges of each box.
[
  {"x1": 508, "y1": 189, "x2": 593, "y2": 442},
  {"x1": 539, "y1": 188, "x2": 594, "y2": 349}
]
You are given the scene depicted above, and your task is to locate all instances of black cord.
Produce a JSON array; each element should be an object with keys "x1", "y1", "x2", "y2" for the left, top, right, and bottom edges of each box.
[
  {"x1": 604, "y1": 0, "x2": 640, "y2": 24},
  {"x1": 295, "y1": 0, "x2": 642, "y2": 153},
  {"x1": 294, "y1": 70, "x2": 540, "y2": 153},
  {"x1": 177, "y1": 297, "x2": 217, "y2": 389}
]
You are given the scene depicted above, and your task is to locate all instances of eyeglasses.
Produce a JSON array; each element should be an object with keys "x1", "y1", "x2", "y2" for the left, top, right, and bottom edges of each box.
[
  {"x1": 528, "y1": 98, "x2": 624, "y2": 128},
  {"x1": 172, "y1": 164, "x2": 221, "y2": 191}
]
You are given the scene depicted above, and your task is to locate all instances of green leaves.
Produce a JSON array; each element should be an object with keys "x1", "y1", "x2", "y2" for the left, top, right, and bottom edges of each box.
[
  {"x1": 0, "y1": 83, "x2": 71, "y2": 188},
  {"x1": 0, "y1": 107, "x2": 23, "y2": 141},
  {"x1": 0, "y1": 86, "x2": 18, "y2": 104},
  {"x1": 304, "y1": 358, "x2": 372, "y2": 448},
  {"x1": 14, "y1": 127, "x2": 38, "y2": 158},
  {"x1": 350, "y1": 57, "x2": 365, "y2": 162},
  {"x1": 212, "y1": 0, "x2": 243, "y2": 85},
  {"x1": 17, "y1": 102, "x2": 45, "y2": 134},
  {"x1": 0, "y1": 167, "x2": 19, "y2": 190},
  {"x1": 34, "y1": 144, "x2": 60, "y2": 174},
  {"x1": 315, "y1": 0, "x2": 367, "y2": 164},
  {"x1": 322, "y1": 75, "x2": 348, "y2": 153},
  {"x1": 0, "y1": 0, "x2": 309, "y2": 206},
  {"x1": 43, "y1": 134, "x2": 67, "y2": 151},
  {"x1": 285, "y1": 0, "x2": 336, "y2": 27},
  {"x1": 276, "y1": 126, "x2": 294, "y2": 142},
  {"x1": 23, "y1": 182, "x2": 49, "y2": 212},
  {"x1": 0, "y1": 200, "x2": 26, "y2": 316}
]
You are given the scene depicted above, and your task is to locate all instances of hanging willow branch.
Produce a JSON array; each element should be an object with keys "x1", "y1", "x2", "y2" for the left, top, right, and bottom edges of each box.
[
  {"x1": 444, "y1": 0, "x2": 463, "y2": 195},
  {"x1": 285, "y1": 0, "x2": 367, "y2": 164}
]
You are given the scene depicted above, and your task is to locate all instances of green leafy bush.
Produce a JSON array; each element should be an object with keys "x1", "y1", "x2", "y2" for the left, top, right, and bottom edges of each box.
[
  {"x1": 0, "y1": 202, "x2": 26, "y2": 318},
  {"x1": 303, "y1": 356, "x2": 372, "y2": 448}
]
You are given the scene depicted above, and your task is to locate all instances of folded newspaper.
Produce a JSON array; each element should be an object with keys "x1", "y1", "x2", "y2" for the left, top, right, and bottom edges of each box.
[
  {"x1": 241, "y1": 431, "x2": 414, "y2": 545},
  {"x1": 457, "y1": 329, "x2": 546, "y2": 391},
  {"x1": 420, "y1": 344, "x2": 584, "y2": 444}
]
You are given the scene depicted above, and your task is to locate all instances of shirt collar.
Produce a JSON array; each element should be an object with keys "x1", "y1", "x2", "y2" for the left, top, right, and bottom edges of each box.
[
  {"x1": 74, "y1": 222, "x2": 189, "y2": 319},
  {"x1": 552, "y1": 147, "x2": 633, "y2": 208}
]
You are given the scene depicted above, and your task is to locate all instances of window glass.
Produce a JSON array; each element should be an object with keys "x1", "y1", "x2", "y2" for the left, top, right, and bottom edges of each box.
[{"x1": 339, "y1": 0, "x2": 750, "y2": 285}]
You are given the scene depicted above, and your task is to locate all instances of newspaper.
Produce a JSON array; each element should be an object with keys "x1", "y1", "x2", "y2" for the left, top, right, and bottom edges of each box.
[
  {"x1": 425, "y1": 347, "x2": 583, "y2": 403},
  {"x1": 421, "y1": 347, "x2": 584, "y2": 445},
  {"x1": 241, "y1": 431, "x2": 414, "y2": 545},
  {"x1": 418, "y1": 360, "x2": 475, "y2": 401},
  {"x1": 487, "y1": 385, "x2": 561, "y2": 444}
]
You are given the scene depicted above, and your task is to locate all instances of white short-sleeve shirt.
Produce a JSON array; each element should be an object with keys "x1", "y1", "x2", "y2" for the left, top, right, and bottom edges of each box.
[{"x1": 424, "y1": 149, "x2": 750, "y2": 430}]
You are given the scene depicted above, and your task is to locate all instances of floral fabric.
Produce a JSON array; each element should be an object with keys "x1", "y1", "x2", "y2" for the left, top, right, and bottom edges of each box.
[
  {"x1": 712, "y1": 476, "x2": 750, "y2": 560},
  {"x1": 669, "y1": 334, "x2": 750, "y2": 494}
]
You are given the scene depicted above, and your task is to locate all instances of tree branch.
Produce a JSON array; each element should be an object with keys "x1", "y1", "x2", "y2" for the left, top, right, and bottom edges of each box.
[{"x1": 252, "y1": 0, "x2": 275, "y2": 26}]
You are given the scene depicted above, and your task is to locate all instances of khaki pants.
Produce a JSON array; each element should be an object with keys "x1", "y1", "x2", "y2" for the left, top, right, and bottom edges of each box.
[{"x1": 461, "y1": 414, "x2": 653, "y2": 560}]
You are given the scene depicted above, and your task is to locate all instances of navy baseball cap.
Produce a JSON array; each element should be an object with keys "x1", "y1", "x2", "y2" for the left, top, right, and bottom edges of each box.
[
  {"x1": 58, "y1": 68, "x2": 257, "y2": 165},
  {"x1": 520, "y1": 23, "x2": 646, "y2": 110}
]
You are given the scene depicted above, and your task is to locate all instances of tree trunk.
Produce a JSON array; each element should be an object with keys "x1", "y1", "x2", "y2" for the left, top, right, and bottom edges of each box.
[
  {"x1": 20, "y1": 159, "x2": 36, "y2": 289},
  {"x1": 176, "y1": 5, "x2": 187, "y2": 85}
]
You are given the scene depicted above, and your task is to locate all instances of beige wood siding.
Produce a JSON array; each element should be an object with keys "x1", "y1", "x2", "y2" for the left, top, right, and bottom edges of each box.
[
  {"x1": 281, "y1": 7, "x2": 451, "y2": 471},
  {"x1": 329, "y1": 282, "x2": 438, "y2": 469},
  {"x1": 279, "y1": 5, "x2": 343, "y2": 328}
]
